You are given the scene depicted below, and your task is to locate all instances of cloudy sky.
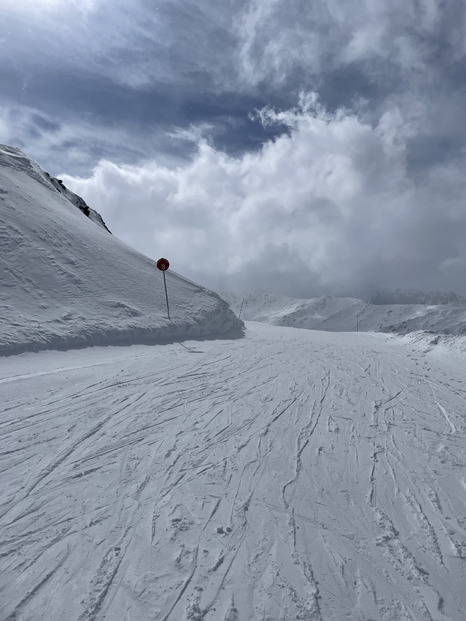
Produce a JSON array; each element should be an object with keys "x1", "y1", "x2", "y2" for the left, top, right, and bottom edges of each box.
[{"x1": 2, "y1": 0, "x2": 466, "y2": 297}]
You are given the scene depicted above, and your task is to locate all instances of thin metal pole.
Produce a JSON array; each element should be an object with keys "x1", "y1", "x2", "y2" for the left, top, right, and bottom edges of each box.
[
  {"x1": 239, "y1": 297, "x2": 245, "y2": 319},
  {"x1": 163, "y1": 271, "x2": 171, "y2": 320}
]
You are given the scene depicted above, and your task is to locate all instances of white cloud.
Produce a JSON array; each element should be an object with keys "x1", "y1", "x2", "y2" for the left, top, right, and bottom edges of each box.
[{"x1": 60, "y1": 96, "x2": 466, "y2": 296}]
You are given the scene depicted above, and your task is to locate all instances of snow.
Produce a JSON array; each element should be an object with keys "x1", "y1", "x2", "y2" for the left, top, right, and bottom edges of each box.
[
  {"x1": 2, "y1": 145, "x2": 466, "y2": 620},
  {"x1": 1, "y1": 323, "x2": 466, "y2": 620},
  {"x1": 0, "y1": 145, "x2": 243, "y2": 356},
  {"x1": 221, "y1": 291, "x2": 466, "y2": 335}
]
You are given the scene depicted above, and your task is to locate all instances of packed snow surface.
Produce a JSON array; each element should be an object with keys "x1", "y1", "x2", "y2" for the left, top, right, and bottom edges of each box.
[
  {"x1": 0, "y1": 144, "x2": 242, "y2": 356},
  {"x1": 1, "y1": 322, "x2": 466, "y2": 621},
  {"x1": 221, "y1": 291, "x2": 466, "y2": 335}
]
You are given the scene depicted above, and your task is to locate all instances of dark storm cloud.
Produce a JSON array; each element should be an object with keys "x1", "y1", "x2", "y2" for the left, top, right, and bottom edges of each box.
[
  {"x1": 0, "y1": 0, "x2": 248, "y2": 93},
  {"x1": 2, "y1": 0, "x2": 466, "y2": 296},
  {"x1": 0, "y1": 0, "x2": 286, "y2": 172},
  {"x1": 2, "y1": 0, "x2": 464, "y2": 177}
]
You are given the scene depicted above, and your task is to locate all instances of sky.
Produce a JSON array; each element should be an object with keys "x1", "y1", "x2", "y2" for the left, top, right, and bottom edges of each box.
[{"x1": 1, "y1": 0, "x2": 466, "y2": 297}]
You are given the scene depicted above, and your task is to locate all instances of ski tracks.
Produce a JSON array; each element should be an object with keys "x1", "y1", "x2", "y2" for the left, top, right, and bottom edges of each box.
[{"x1": 1, "y1": 326, "x2": 466, "y2": 620}]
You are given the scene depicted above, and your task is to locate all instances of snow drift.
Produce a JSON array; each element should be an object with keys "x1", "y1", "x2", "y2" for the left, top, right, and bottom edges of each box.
[{"x1": 0, "y1": 145, "x2": 243, "y2": 355}]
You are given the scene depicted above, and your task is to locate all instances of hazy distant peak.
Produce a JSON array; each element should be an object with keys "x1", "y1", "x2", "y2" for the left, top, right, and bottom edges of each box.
[{"x1": 221, "y1": 289, "x2": 466, "y2": 335}]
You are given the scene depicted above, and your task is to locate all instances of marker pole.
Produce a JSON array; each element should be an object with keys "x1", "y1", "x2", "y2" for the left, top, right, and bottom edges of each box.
[
  {"x1": 163, "y1": 270, "x2": 170, "y2": 320},
  {"x1": 156, "y1": 258, "x2": 171, "y2": 321}
]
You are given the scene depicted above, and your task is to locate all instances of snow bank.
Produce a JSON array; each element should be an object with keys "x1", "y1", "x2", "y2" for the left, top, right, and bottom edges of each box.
[{"x1": 0, "y1": 145, "x2": 243, "y2": 355}]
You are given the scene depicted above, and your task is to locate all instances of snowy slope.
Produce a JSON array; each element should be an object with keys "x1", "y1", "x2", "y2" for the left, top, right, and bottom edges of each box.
[
  {"x1": 222, "y1": 290, "x2": 466, "y2": 335},
  {"x1": 0, "y1": 145, "x2": 243, "y2": 355},
  {"x1": 1, "y1": 322, "x2": 465, "y2": 620}
]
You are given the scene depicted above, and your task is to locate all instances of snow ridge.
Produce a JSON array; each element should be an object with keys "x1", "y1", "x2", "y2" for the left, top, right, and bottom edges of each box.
[{"x1": 0, "y1": 145, "x2": 243, "y2": 355}]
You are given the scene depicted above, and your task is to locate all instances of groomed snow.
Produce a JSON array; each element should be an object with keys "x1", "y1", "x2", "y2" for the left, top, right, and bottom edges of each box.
[
  {"x1": 1, "y1": 323, "x2": 465, "y2": 620},
  {"x1": 0, "y1": 145, "x2": 243, "y2": 356}
]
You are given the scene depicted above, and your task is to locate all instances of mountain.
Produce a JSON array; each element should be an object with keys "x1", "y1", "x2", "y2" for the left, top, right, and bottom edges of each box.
[
  {"x1": 221, "y1": 290, "x2": 466, "y2": 335},
  {"x1": 0, "y1": 145, "x2": 243, "y2": 355}
]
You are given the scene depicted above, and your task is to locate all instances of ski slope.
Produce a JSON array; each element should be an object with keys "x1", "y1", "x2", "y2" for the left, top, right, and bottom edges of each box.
[{"x1": 1, "y1": 323, "x2": 465, "y2": 621}]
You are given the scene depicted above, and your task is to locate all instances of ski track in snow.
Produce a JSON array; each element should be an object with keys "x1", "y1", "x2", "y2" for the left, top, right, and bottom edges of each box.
[{"x1": 0, "y1": 323, "x2": 465, "y2": 621}]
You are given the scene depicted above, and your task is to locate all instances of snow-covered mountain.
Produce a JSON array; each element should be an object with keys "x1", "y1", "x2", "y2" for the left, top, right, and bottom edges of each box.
[
  {"x1": 0, "y1": 145, "x2": 243, "y2": 355},
  {"x1": 221, "y1": 290, "x2": 466, "y2": 335}
]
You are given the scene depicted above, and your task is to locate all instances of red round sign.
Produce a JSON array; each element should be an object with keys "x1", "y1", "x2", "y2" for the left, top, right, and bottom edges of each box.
[{"x1": 157, "y1": 257, "x2": 170, "y2": 271}]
